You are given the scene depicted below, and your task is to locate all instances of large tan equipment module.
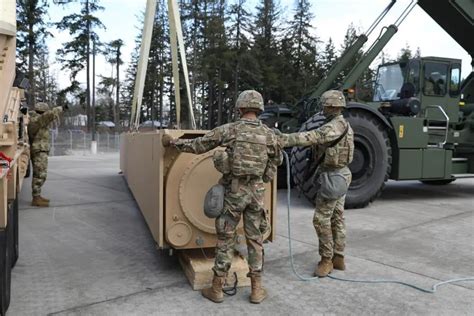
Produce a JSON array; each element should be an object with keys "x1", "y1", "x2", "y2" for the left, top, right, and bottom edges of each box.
[
  {"x1": 121, "y1": 0, "x2": 277, "y2": 290},
  {"x1": 120, "y1": 129, "x2": 277, "y2": 250}
]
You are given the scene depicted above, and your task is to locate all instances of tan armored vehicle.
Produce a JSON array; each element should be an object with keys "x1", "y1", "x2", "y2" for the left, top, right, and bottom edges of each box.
[{"x1": 0, "y1": 1, "x2": 31, "y2": 313}]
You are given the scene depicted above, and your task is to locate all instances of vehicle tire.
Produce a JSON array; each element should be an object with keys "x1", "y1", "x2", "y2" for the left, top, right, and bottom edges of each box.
[
  {"x1": 420, "y1": 179, "x2": 455, "y2": 185},
  {"x1": 11, "y1": 197, "x2": 18, "y2": 268},
  {"x1": 345, "y1": 110, "x2": 392, "y2": 208},
  {"x1": 290, "y1": 113, "x2": 326, "y2": 203},
  {"x1": 290, "y1": 110, "x2": 392, "y2": 209},
  {"x1": 0, "y1": 228, "x2": 12, "y2": 315}
]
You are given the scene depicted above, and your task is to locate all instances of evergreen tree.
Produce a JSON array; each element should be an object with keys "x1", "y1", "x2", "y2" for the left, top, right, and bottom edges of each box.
[
  {"x1": 102, "y1": 39, "x2": 124, "y2": 128},
  {"x1": 193, "y1": 0, "x2": 231, "y2": 128},
  {"x1": 55, "y1": 0, "x2": 105, "y2": 130},
  {"x1": 320, "y1": 37, "x2": 337, "y2": 76},
  {"x1": 122, "y1": 36, "x2": 139, "y2": 127},
  {"x1": 336, "y1": 23, "x2": 362, "y2": 85},
  {"x1": 281, "y1": 0, "x2": 319, "y2": 103},
  {"x1": 34, "y1": 48, "x2": 59, "y2": 106},
  {"x1": 96, "y1": 75, "x2": 115, "y2": 122},
  {"x1": 181, "y1": 0, "x2": 203, "y2": 126},
  {"x1": 16, "y1": 0, "x2": 50, "y2": 106},
  {"x1": 124, "y1": 1, "x2": 172, "y2": 128},
  {"x1": 397, "y1": 43, "x2": 413, "y2": 63},
  {"x1": 251, "y1": 0, "x2": 283, "y2": 103},
  {"x1": 227, "y1": 0, "x2": 252, "y2": 113}
]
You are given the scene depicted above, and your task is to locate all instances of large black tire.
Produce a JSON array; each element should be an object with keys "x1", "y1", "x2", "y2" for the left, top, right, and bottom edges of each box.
[
  {"x1": 420, "y1": 179, "x2": 455, "y2": 185},
  {"x1": 290, "y1": 113, "x2": 326, "y2": 201},
  {"x1": 11, "y1": 197, "x2": 18, "y2": 268},
  {"x1": 345, "y1": 110, "x2": 392, "y2": 208},
  {"x1": 0, "y1": 228, "x2": 12, "y2": 315},
  {"x1": 290, "y1": 110, "x2": 392, "y2": 208}
]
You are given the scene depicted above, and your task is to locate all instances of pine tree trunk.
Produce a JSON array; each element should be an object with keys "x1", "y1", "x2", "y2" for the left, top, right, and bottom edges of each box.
[
  {"x1": 217, "y1": 68, "x2": 223, "y2": 126},
  {"x1": 27, "y1": 9, "x2": 35, "y2": 106},
  {"x1": 115, "y1": 46, "x2": 120, "y2": 130}
]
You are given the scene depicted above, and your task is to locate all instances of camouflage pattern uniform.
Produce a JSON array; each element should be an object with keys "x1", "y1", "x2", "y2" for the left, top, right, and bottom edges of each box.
[
  {"x1": 28, "y1": 104, "x2": 63, "y2": 197},
  {"x1": 173, "y1": 118, "x2": 282, "y2": 277},
  {"x1": 279, "y1": 91, "x2": 354, "y2": 259}
]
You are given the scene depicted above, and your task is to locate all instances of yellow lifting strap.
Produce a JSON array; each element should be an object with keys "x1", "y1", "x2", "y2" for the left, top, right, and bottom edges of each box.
[
  {"x1": 130, "y1": 0, "x2": 156, "y2": 129},
  {"x1": 168, "y1": 0, "x2": 196, "y2": 129},
  {"x1": 130, "y1": 0, "x2": 196, "y2": 130}
]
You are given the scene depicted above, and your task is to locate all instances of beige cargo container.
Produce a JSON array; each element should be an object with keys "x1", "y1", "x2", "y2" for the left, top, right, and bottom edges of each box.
[{"x1": 120, "y1": 129, "x2": 277, "y2": 250}]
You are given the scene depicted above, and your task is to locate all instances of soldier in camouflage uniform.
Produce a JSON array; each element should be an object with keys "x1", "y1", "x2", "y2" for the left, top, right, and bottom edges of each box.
[
  {"x1": 28, "y1": 102, "x2": 63, "y2": 207},
  {"x1": 163, "y1": 90, "x2": 282, "y2": 304},
  {"x1": 278, "y1": 90, "x2": 354, "y2": 277}
]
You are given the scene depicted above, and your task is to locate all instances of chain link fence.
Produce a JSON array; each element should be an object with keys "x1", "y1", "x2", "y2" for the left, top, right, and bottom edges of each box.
[{"x1": 49, "y1": 129, "x2": 121, "y2": 156}]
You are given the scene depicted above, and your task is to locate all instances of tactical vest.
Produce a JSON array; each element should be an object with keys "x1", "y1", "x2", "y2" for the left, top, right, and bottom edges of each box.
[
  {"x1": 28, "y1": 112, "x2": 51, "y2": 152},
  {"x1": 323, "y1": 120, "x2": 354, "y2": 169},
  {"x1": 231, "y1": 121, "x2": 269, "y2": 177}
]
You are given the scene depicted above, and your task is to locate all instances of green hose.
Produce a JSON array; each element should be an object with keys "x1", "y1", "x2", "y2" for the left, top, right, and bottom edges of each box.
[{"x1": 282, "y1": 150, "x2": 474, "y2": 293}]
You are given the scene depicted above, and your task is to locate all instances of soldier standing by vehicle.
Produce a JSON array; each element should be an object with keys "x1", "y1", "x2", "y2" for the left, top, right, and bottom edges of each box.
[
  {"x1": 28, "y1": 102, "x2": 63, "y2": 207},
  {"x1": 278, "y1": 90, "x2": 354, "y2": 277},
  {"x1": 163, "y1": 90, "x2": 282, "y2": 304}
]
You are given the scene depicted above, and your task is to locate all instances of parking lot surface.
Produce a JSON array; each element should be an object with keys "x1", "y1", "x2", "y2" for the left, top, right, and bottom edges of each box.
[{"x1": 10, "y1": 153, "x2": 474, "y2": 315}]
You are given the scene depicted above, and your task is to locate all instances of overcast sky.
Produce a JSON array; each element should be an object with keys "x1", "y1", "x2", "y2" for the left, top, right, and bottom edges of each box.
[{"x1": 46, "y1": 0, "x2": 472, "y2": 91}]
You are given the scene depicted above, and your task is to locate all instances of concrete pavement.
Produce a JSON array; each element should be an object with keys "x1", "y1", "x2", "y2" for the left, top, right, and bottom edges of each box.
[{"x1": 9, "y1": 153, "x2": 474, "y2": 315}]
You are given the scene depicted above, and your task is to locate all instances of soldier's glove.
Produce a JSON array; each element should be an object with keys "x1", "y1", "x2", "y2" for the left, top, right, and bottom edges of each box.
[
  {"x1": 271, "y1": 128, "x2": 282, "y2": 136},
  {"x1": 162, "y1": 134, "x2": 175, "y2": 147},
  {"x1": 62, "y1": 103, "x2": 69, "y2": 110}
]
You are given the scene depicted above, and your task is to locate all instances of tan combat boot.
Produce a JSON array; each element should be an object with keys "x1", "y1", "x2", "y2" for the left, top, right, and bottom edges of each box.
[
  {"x1": 249, "y1": 276, "x2": 267, "y2": 304},
  {"x1": 333, "y1": 254, "x2": 345, "y2": 271},
  {"x1": 315, "y1": 257, "x2": 333, "y2": 277},
  {"x1": 32, "y1": 196, "x2": 49, "y2": 207},
  {"x1": 202, "y1": 275, "x2": 225, "y2": 303},
  {"x1": 39, "y1": 196, "x2": 50, "y2": 203}
]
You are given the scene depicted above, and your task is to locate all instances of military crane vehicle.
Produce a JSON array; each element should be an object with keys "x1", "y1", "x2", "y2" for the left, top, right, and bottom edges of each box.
[{"x1": 262, "y1": 0, "x2": 474, "y2": 208}]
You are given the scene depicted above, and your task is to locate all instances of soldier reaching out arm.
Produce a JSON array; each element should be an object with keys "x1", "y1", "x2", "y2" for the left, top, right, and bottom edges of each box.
[
  {"x1": 163, "y1": 90, "x2": 282, "y2": 304},
  {"x1": 28, "y1": 102, "x2": 63, "y2": 207},
  {"x1": 278, "y1": 90, "x2": 354, "y2": 277}
]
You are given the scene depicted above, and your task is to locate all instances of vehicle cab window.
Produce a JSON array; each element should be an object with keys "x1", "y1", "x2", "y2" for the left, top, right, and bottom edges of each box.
[
  {"x1": 449, "y1": 64, "x2": 461, "y2": 96},
  {"x1": 423, "y1": 62, "x2": 448, "y2": 96},
  {"x1": 407, "y1": 60, "x2": 420, "y2": 94}
]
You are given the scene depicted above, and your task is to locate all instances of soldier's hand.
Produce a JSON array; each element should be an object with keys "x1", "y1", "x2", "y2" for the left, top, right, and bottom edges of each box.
[{"x1": 162, "y1": 134, "x2": 175, "y2": 147}]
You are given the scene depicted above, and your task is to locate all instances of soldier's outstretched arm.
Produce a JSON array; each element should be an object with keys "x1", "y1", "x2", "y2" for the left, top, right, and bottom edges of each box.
[
  {"x1": 37, "y1": 107, "x2": 63, "y2": 129},
  {"x1": 278, "y1": 122, "x2": 344, "y2": 148},
  {"x1": 173, "y1": 125, "x2": 227, "y2": 154},
  {"x1": 263, "y1": 140, "x2": 283, "y2": 183}
]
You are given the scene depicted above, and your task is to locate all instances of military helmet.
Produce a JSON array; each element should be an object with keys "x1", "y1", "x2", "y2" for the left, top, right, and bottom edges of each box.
[
  {"x1": 35, "y1": 102, "x2": 50, "y2": 112},
  {"x1": 320, "y1": 90, "x2": 346, "y2": 108},
  {"x1": 236, "y1": 90, "x2": 264, "y2": 112}
]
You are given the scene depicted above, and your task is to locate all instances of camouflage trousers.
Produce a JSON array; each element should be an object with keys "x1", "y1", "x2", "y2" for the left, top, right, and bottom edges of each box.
[
  {"x1": 213, "y1": 179, "x2": 266, "y2": 277},
  {"x1": 31, "y1": 150, "x2": 49, "y2": 197},
  {"x1": 313, "y1": 167, "x2": 352, "y2": 259}
]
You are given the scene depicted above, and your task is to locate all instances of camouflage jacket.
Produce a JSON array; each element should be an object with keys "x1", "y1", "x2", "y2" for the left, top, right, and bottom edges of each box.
[
  {"x1": 174, "y1": 118, "x2": 283, "y2": 182},
  {"x1": 28, "y1": 106, "x2": 63, "y2": 152},
  {"x1": 279, "y1": 115, "x2": 354, "y2": 169}
]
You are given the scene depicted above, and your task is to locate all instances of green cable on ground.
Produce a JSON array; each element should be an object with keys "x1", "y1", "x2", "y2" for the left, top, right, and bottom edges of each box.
[{"x1": 282, "y1": 150, "x2": 474, "y2": 292}]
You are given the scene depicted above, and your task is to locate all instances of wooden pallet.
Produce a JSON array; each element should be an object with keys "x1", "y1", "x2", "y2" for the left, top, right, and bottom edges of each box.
[{"x1": 178, "y1": 249, "x2": 251, "y2": 290}]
